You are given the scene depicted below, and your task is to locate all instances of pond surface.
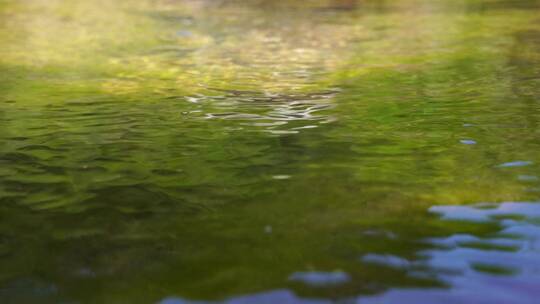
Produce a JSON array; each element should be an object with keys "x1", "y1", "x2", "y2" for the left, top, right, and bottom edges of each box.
[{"x1": 1, "y1": 0, "x2": 540, "y2": 303}]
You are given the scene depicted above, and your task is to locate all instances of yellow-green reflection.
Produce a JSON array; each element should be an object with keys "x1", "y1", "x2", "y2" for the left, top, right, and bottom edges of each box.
[{"x1": 1, "y1": 0, "x2": 540, "y2": 303}]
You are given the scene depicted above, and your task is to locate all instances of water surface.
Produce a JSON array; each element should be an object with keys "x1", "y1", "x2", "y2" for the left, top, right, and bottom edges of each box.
[{"x1": 1, "y1": 0, "x2": 540, "y2": 303}]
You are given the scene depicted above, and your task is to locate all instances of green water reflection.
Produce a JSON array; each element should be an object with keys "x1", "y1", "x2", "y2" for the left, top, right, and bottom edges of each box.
[{"x1": 1, "y1": 0, "x2": 540, "y2": 303}]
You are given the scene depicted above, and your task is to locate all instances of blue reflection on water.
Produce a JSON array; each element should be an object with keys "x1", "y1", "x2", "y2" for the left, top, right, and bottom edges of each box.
[
  {"x1": 159, "y1": 289, "x2": 331, "y2": 304},
  {"x1": 159, "y1": 202, "x2": 540, "y2": 304},
  {"x1": 360, "y1": 202, "x2": 540, "y2": 304},
  {"x1": 288, "y1": 271, "x2": 351, "y2": 287}
]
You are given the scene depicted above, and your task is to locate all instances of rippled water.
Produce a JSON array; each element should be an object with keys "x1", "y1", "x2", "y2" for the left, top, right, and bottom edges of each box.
[{"x1": 1, "y1": 0, "x2": 540, "y2": 303}]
